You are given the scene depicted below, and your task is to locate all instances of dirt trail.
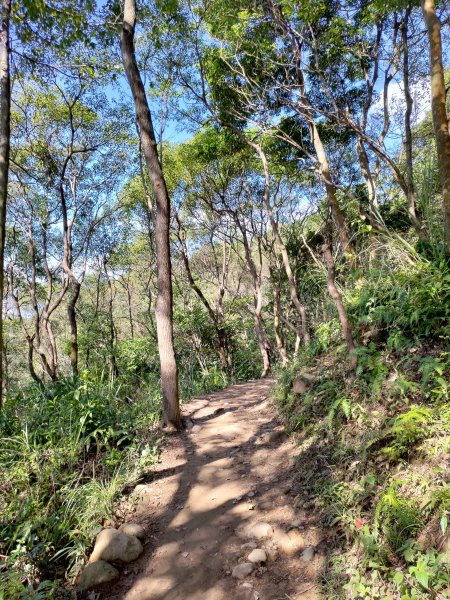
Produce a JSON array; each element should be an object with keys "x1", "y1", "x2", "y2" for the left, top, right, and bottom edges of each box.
[{"x1": 108, "y1": 379, "x2": 324, "y2": 600}]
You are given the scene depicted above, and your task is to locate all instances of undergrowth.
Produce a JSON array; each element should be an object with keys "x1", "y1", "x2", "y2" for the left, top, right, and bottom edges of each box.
[
  {"x1": 274, "y1": 260, "x2": 450, "y2": 599},
  {"x1": 0, "y1": 349, "x2": 255, "y2": 599}
]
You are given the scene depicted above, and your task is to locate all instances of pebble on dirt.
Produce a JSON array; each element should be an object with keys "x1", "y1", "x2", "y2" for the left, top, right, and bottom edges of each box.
[
  {"x1": 232, "y1": 562, "x2": 255, "y2": 579},
  {"x1": 248, "y1": 522, "x2": 274, "y2": 539},
  {"x1": 247, "y1": 548, "x2": 267, "y2": 563},
  {"x1": 301, "y1": 546, "x2": 315, "y2": 561}
]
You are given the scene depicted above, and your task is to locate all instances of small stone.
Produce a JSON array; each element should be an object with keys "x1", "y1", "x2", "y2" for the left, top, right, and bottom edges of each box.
[
  {"x1": 181, "y1": 551, "x2": 189, "y2": 558},
  {"x1": 78, "y1": 560, "x2": 119, "y2": 590},
  {"x1": 267, "y1": 429, "x2": 285, "y2": 443},
  {"x1": 232, "y1": 562, "x2": 254, "y2": 579},
  {"x1": 248, "y1": 522, "x2": 274, "y2": 539},
  {"x1": 241, "y1": 542, "x2": 257, "y2": 550},
  {"x1": 119, "y1": 523, "x2": 146, "y2": 540},
  {"x1": 248, "y1": 549, "x2": 267, "y2": 564},
  {"x1": 89, "y1": 528, "x2": 143, "y2": 563},
  {"x1": 190, "y1": 425, "x2": 202, "y2": 433},
  {"x1": 247, "y1": 491, "x2": 256, "y2": 498},
  {"x1": 263, "y1": 543, "x2": 279, "y2": 561},
  {"x1": 301, "y1": 546, "x2": 315, "y2": 562},
  {"x1": 292, "y1": 377, "x2": 308, "y2": 394}
]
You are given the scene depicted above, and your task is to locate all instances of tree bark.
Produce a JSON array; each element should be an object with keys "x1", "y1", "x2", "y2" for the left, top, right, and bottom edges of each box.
[
  {"x1": 239, "y1": 218, "x2": 271, "y2": 377},
  {"x1": 321, "y1": 240, "x2": 357, "y2": 369},
  {"x1": 402, "y1": 6, "x2": 425, "y2": 238},
  {"x1": 269, "y1": 262, "x2": 288, "y2": 366},
  {"x1": 121, "y1": 0, "x2": 182, "y2": 428},
  {"x1": 67, "y1": 281, "x2": 81, "y2": 377},
  {"x1": 0, "y1": 0, "x2": 11, "y2": 407},
  {"x1": 244, "y1": 153, "x2": 310, "y2": 346},
  {"x1": 422, "y1": 0, "x2": 450, "y2": 247},
  {"x1": 175, "y1": 214, "x2": 232, "y2": 373}
]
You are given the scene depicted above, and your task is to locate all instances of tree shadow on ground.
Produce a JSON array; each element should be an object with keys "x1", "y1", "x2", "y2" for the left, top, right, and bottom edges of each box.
[{"x1": 86, "y1": 379, "x2": 325, "y2": 600}]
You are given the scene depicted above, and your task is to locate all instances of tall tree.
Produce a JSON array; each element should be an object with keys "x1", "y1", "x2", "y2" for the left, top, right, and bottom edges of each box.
[
  {"x1": 121, "y1": 0, "x2": 182, "y2": 429},
  {"x1": 422, "y1": 0, "x2": 450, "y2": 247},
  {"x1": 0, "y1": 0, "x2": 11, "y2": 406}
]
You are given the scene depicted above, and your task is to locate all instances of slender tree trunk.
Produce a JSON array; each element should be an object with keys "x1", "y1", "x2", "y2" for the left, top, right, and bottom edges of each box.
[
  {"x1": 0, "y1": 0, "x2": 11, "y2": 407},
  {"x1": 402, "y1": 6, "x2": 425, "y2": 238},
  {"x1": 104, "y1": 262, "x2": 119, "y2": 379},
  {"x1": 321, "y1": 240, "x2": 357, "y2": 369},
  {"x1": 422, "y1": 0, "x2": 450, "y2": 247},
  {"x1": 126, "y1": 285, "x2": 134, "y2": 339},
  {"x1": 239, "y1": 220, "x2": 270, "y2": 377},
  {"x1": 269, "y1": 263, "x2": 288, "y2": 366},
  {"x1": 310, "y1": 122, "x2": 356, "y2": 260},
  {"x1": 175, "y1": 215, "x2": 232, "y2": 373},
  {"x1": 245, "y1": 156, "x2": 310, "y2": 346},
  {"x1": 121, "y1": 0, "x2": 182, "y2": 428},
  {"x1": 67, "y1": 281, "x2": 81, "y2": 377}
]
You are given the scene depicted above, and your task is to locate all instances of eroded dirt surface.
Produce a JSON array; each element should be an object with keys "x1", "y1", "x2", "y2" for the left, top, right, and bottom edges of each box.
[{"x1": 106, "y1": 379, "x2": 324, "y2": 600}]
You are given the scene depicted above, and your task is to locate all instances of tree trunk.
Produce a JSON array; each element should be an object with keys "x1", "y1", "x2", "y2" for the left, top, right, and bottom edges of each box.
[
  {"x1": 67, "y1": 281, "x2": 81, "y2": 377},
  {"x1": 104, "y1": 261, "x2": 119, "y2": 379},
  {"x1": 269, "y1": 263, "x2": 288, "y2": 366},
  {"x1": 246, "y1": 154, "x2": 310, "y2": 346},
  {"x1": 310, "y1": 122, "x2": 356, "y2": 260},
  {"x1": 121, "y1": 0, "x2": 182, "y2": 429},
  {"x1": 321, "y1": 241, "x2": 357, "y2": 369},
  {"x1": 422, "y1": 0, "x2": 450, "y2": 247},
  {"x1": 175, "y1": 215, "x2": 232, "y2": 373},
  {"x1": 239, "y1": 219, "x2": 271, "y2": 377},
  {"x1": 402, "y1": 6, "x2": 425, "y2": 238},
  {"x1": 0, "y1": 0, "x2": 11, "y2": 407}
]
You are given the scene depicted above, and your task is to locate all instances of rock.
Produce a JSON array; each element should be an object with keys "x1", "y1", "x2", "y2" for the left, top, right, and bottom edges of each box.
[
  {"x1": 118, "y1": 523, "x2": 146, "y2": 541},
  {"x1": 292, "y1": 374, "x2": 315, "y2": 394},
  {"x1": 241, "y1": 542, "x2": 258, "y2": 550},
  {"x1": 133, "y1": 484, "x2": 151, "y2": 496},
  {"x1": 248, "y1": 522, "x2": 274, "y2": 539},
  {"x1": 89, "y1": 528, "x2": 143, "y2": 563},
  {"x1": 78, "y1": 560, "x2": 119, "y2": 590},
  {"x1": 247, "y1": 491, "x2": 256, "y2": 498},
  {"x1": 301, "y1": 546, "x2": 315, "y2": 562},
  {"x1": 190, "y1": 424, "x2": 202, "y2": 433},
  {"x1": 263, "y1": 542, "x2": 279, "y2": 561},
  {"x1": 267, "y1": 429, "x2": 285, "y2": 443},
  {"x1": 247, "y1": 549, "x2": 267, "y2": 564},
  {"x1": 292, "y1": 377, "x2": 308, "y2": 394},
  {"x1": 232, "y1": 562, "x2": 254, "y2": 579}
]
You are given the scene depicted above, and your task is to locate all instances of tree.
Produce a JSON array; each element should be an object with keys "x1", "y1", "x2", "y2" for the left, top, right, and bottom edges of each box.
[
  {"x1": 0, "y1": 0, "x2": 11, "y2": 405},
  {"x1": 421, "y1": 0, "x2": 450, "y2": 248},
  {"x1": 121, "y1": 0, "x2": 182, "y2": 429}
]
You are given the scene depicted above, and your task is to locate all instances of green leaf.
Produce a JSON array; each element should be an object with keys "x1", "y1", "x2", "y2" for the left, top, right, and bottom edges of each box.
[{"x1": 393, "y1": 571, "x2": 404, "y2": 585}]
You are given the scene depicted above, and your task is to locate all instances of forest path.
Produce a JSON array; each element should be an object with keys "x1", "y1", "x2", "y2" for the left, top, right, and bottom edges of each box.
[{"x1": 108, "y1": 379, "x2": 324, "y2": 600}]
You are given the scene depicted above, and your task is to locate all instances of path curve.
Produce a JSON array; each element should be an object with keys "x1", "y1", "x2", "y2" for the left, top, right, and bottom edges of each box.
[{"x1": 107, "y1": 379, "x2": 323, "y2": 600}]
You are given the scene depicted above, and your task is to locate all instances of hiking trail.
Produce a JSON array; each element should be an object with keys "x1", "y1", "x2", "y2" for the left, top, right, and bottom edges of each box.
[{"x1": 105, "y1": 379, "x2": 325, "y2": 600}]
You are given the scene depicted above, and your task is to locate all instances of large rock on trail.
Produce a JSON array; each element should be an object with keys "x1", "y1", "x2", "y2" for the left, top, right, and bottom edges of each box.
[
  {"x1": 89, "y1": 528, "x2": 143, "y2": 563},
  {"x1": 78, "y1": 560, "x2": 119, "y2": 590}
]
